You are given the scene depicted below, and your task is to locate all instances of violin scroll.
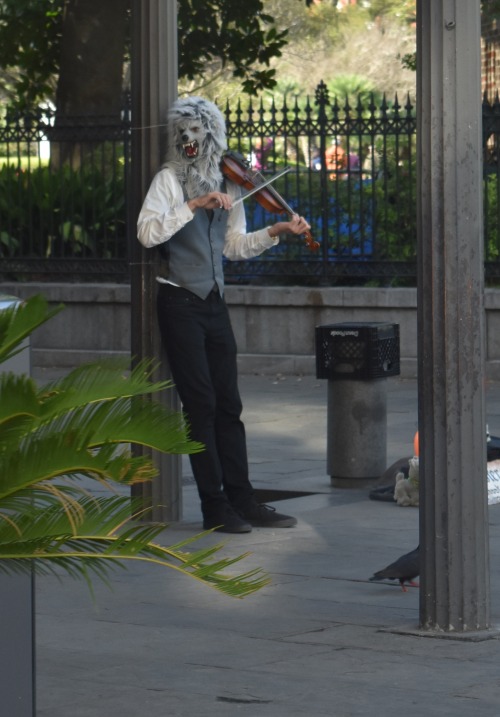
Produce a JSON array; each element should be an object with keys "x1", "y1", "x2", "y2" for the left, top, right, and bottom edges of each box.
[{"x1": 304, "y1": 231, "x2": 320, "y2": 251}]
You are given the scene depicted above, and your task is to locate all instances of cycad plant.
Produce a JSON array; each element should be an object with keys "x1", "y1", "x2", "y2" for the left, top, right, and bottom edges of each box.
[{"x1": 0, "y1": 294, "x2": 267, "y2": 597}]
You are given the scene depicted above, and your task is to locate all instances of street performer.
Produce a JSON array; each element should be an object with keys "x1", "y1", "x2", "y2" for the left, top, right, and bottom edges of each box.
[{"x1": 137, "y1": 96, "x2": 310, "y2": 533}]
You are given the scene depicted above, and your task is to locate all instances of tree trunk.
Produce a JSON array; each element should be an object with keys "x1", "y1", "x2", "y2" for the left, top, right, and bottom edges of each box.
[
  {"x1": 56, "y1": 0, "x2": 128, "y2": 116},
  {"x1": 52, "y1": 0, "x2": 128, "y2": 167}
]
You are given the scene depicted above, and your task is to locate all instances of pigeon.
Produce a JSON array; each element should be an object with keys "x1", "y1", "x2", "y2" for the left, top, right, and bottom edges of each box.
[{"x1": 369, "y1": 545, "x2": 419, "y2": 592}]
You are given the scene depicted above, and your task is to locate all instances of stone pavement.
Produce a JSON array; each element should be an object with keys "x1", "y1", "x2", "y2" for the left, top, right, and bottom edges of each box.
[{"x1": 34, "y1": 372, "x2": 500, "y2": 717}]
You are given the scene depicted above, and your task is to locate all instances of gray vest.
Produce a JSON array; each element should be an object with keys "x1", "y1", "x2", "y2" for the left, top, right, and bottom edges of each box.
[{"x1": 161, "y1": 202, "x2": 228, "y2": 300}]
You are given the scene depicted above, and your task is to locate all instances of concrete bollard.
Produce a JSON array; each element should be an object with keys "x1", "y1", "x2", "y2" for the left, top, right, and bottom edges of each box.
[
  {"x1": 315, "y1": 322, "x2": 400, "y2": 487},
  {"x1": 327, "y1": 377, "x2": 388, "y2": 487}
]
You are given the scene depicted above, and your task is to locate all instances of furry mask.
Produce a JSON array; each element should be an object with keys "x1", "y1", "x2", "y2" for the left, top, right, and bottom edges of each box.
[{"x1": 163, "y1": 96, "x2": 228, "y2": 199}]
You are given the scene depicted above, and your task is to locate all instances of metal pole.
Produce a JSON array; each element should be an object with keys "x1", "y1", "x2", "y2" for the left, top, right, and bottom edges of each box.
[
  {"x1": 129, "y1": 0, "x2": 182, "y2": 521},
  {"x1": 417, "y1": 0, "x2": 490, "y2": 632},
  {"x1": 0, "y1": 297, "x2": 35, "y2": 717}
]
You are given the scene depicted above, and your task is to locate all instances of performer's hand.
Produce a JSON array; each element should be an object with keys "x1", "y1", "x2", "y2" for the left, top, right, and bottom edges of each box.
[
  {"x1": 268, "y1": 214, "x2": 311, "y2": 238},
  {"x1": 188, "y1": 192, "x2": 233, "y2": 212}
]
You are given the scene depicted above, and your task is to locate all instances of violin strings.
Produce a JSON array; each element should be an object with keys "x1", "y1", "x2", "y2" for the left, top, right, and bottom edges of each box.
[{"x1": 253, "y1": 168, "x2": 295, "y2": 215}]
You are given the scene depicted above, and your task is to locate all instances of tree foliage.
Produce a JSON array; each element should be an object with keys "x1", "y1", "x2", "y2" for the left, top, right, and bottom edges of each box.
[
  {"x1": 0, "y1": 0, "x2": 313, "y2": 110},
  {"x1": 252, "y1": 0, "x2": 416, "y2": 106},
  {"x1": 400, "y1": 1, "x2": 499, "y2": 77},
  {"x1": 482, "y1": 0, "x2": 500, "y2": 23},
  {"x1": 178, "y1": 1, "x2": 288, "y2": 96},
  {"x1": 0, "y1": 0, "x2": 62, "y2": 108}
]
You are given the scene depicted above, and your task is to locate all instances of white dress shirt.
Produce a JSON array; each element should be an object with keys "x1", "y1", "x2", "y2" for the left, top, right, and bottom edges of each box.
[{"x1": 137, "y1": 167, "x2": 279, "y2": 260}]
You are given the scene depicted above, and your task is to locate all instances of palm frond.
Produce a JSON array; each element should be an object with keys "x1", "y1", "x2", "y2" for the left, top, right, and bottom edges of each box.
[
  {"x1": 0, "y1": 294, "x2": 63, "y2": 364},
  {"x1": 0, "y1": 437, "x2": 161, "y2": 499},
  {"x1": 0, "y1": 373, "x2": 40, "y2": 426},
  {"x1": 0, "y1": 547, "x2": 269, "y2": 598},
  {"x1": 0, "y1": 496, "x2": 269, "y2": 598},
  {"x1": 0, "y1": 294, "x2": 267, "y2": 601},
  {"x1": 0, "y1": 399, "x2": 203, "y2": 498},
  {"x1": 31, "y1": 397, "x2": 203, "y2": 456},
  {"x1": 38, "y1": 358, "x2": 173, "y2": 417}
]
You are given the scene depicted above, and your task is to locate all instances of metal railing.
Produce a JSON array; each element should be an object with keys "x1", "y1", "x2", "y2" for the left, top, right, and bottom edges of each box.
[
  {"x1": 1, "y1": 83, "x2": 500, "y2": 285},
  {"x1": 0, "y1": 105, "x2": 130, "y2": 281},
  {"x1": 223, "y1": 81, "x2": 417, "y2": 285}
]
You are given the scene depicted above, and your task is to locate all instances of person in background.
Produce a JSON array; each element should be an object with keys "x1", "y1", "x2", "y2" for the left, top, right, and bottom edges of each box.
[
  {"x1": 251, "y1": 137, "x2": 273, "y2": 171},
  {"x1": 310, "y1": 145, "x2": 322, "y2": 171},
  {"x1": 347, "y1": 150, "x2": 360, "y2": 174},
  {"x1": 325, "y1": 137, "x2": 347, "y2": 180}
]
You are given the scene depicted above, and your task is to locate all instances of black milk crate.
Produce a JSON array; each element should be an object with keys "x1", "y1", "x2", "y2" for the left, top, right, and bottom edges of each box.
[{"x1": 315, "y1": 322, "x2": 400, "y2": 380}]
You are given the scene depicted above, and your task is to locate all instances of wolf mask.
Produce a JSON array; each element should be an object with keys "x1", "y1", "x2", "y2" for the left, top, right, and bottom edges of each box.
[{"x1": 163, "y1": 96, "x2": 228, "y2": 198}]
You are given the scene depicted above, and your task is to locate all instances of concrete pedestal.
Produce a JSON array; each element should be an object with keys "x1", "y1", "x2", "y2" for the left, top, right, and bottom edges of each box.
[{"x1": 327, "y1": 378, "x2": 387, "y2": 487}]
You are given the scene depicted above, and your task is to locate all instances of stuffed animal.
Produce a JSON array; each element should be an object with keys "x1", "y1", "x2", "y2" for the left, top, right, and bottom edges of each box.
[{"x1": 394, "y1": 456, "x2": 419, "y2": 507}]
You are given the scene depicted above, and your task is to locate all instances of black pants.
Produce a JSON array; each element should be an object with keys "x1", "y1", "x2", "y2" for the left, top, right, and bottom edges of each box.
[{"x1": 156, "y1": 283, "x2": 254, "y2": 519}]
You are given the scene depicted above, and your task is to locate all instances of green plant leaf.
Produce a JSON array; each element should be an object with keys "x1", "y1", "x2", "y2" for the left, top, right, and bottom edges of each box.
[
  {"x1": 0, "y1": 496, "x2": 269, "y2": 598},
  {"x1": 0, "y1": 294, "x2": 266, "y2": 599},
  {"x1": 0, "y1": 294, "x2": 63, "y2": 364}
]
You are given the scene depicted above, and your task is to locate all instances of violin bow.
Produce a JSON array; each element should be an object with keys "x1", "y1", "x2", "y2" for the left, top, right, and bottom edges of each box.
[{"x1": 230, "y1": 167, "x2": 291, "y2": 208}]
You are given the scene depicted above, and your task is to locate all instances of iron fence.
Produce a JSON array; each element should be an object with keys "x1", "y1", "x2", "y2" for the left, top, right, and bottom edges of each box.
[
  {"x1": 1, "y1": 83, "x2": 500, "y2": 285},
  {"x1": 0, "y1": 104, "x2": 130, "y2": 281}
]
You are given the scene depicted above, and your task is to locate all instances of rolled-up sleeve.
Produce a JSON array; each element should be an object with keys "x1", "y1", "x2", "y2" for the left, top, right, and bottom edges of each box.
[{"x1": 137, "y1": 169, "x2": 194, "y2": 248}]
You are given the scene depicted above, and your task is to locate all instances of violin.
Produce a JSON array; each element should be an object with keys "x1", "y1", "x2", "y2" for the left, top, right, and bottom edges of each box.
[{"x1": 220, "y1": 151, "x2": 319, "y2": 251}]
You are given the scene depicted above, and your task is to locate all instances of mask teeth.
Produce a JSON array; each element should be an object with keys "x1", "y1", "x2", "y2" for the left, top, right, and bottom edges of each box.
[{"x1": 183, "y1": 140, "x2": 199, "y2": 157}]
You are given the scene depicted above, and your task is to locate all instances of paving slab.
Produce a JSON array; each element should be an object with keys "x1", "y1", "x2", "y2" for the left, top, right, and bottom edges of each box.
[{"x1": 32, "y1": 373, "x2": 500, "y2": 717}]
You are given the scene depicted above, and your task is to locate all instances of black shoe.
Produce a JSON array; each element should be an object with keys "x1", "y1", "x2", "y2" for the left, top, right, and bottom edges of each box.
[
  {"x1": 203, "y1": 507, "x2": 252, "y2": 534},
  {"x1": 240, "y1": 503, "x2": 297, "y2": 528}
]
